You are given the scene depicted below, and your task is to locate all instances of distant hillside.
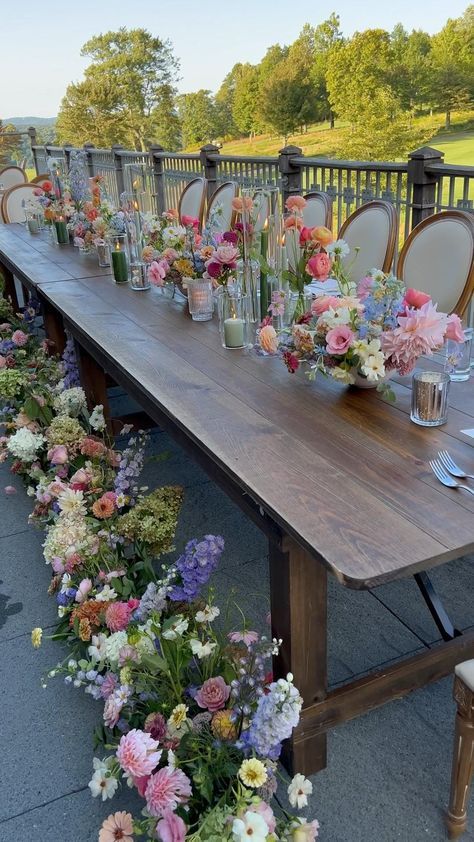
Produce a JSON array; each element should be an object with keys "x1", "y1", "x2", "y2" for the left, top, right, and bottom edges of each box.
[{"x1": 4, "y1": 116, "x2": 56, "y2": 127}]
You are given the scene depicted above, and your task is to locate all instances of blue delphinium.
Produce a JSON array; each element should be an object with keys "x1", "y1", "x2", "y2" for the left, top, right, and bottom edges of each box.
[
  {"x1": 169, "y1": 535, "x2": 225, "y2": 602},
  {"x1": 68, "y1": 151, "x2": 91, "y2": 204},
  {"x1": 241, "y1": 673, "x2": 302, "y2": 760}
]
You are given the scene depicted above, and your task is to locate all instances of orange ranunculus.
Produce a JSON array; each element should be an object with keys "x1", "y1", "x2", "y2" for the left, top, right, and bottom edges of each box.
[
  {"x1": 311, "y1": 226, "x2": 333, "y2": 246},
  {"x1": 285, "y1": 195, "x2": 307, "y2": 212},
  {"x1": 284, "y1": 215, "x2": 303, "y2": 230},
  {"x1": 231, "y1": 196, "x2": 253, "y2": 213},
  {"x1": 44, "y1": 208, "x2": 55, "y2": 221}
]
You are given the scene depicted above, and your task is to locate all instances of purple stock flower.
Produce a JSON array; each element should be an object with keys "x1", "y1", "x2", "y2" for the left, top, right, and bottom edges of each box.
[{"x1": 169, "y1": 535, "x2": 224, "y2": 602}]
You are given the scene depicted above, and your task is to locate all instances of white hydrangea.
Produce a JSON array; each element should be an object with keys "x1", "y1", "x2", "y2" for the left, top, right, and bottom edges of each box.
[
  {"x1": 89, "y1": 404, "x2": 106, "y2": 431},
  {"x1": 104, "y1": 631, "x2": 128, "y2": 665},
  {"x1": 7, "y1": 428, "x2": 46, "y2": 462},
  {"x1": 43, "y1": 514, "x2": 94, "y2": 564},
  {"x1": 53, "y1": 387, "x2": 87, "y2": 418}
]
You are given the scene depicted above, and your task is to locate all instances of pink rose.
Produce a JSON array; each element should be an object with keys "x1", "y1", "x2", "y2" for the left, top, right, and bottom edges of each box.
[
  {"x1": 306, "y1": 253, "x2": 332, "y2": 280},
  {"x1": 403, "y1": 288, "x2": 432, "y2": 310},
  {"x1": 195, "y1": 676, "x2": 230, "y2": 712},
  {"x1": 47, "y1": 445, "x2": 68, "y2": 465},
  {"x1": 156, "y1": 810, "x2": 187, "y2": 842},
  {"x1": 11, "y1": 330, "x2": 28, "y2": 347},
  {"x1": 181, "y1": 215, "x2": 199, "y2": 229},
  {"x1": 326, "y1": 325, "x2": 354, "y2": 355},
  {"x1": 259, "y1": 325, "x2": 278, "y2": 354},
  {"x1": 446, "y1": 313, "x2": 465, "y2": 343},
  {"x1": 149, "y1": 260, "x2": 168, "y2": 287},
  {"x1": 311, "y1": 295, "x2": 340, "y2": 316}
]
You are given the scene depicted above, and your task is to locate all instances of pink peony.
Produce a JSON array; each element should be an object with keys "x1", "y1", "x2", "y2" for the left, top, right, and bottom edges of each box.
[
  {"x1": 11, "y1": 330, "x2": 28, "y2": 347},
  {"x1": 311, "y1": 295, "x2": 340, "y2": 316},
  {"x1": 105, "y1": 601, "x2": 133, "y2": 632},
  {"x1": 195, "y1": 676, "x2": 231, "y2": 712},
  {"x1": 47, "y1": 444, "x2": 68, "y2": 465},
  {"x1": 145, "y1": 766, "x2": 192, "y2": 817},
  {"x1": 403, "y1": 288, "x2": 431, "y2": 309},
  {"x1": 149, "y1": 260, "x2": 168, "y2": 287},
  {"x1": 446, "y1": 313, "x2": 465, "y2": 343},
  {"x1": 214, "y1": 244, "x2": 239, "y2": 265},
  {"x1": 259, "y1": 325, "x2": 278, "y2": 354},
  {"x1": 156, "y1": 809, "x2": 187, "y2": 842},
  {"x1": 306, "y1": 253, "x2": 332, "y2": 280},
  {"x1": 325, "y1": 325, "x2": 354, "y2": 356},
  {"x1": 285, "y1": 196, "x2": 307, "y2": 213},
  {"x1": 117, "y1": 729, "x2": 162, "y2": 779}
]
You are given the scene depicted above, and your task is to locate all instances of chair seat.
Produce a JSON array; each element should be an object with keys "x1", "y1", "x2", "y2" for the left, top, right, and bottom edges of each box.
[{"x1": 455, "y1": 660, "x2": 474, "y2": 691}]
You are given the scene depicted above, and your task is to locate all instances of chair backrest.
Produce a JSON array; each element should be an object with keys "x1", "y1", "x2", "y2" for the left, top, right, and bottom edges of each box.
[
  {"x1": 398, "y1": 210, "x2": 474, "y2": 318},
  {"x1": 1, "y1": 184, "x2": 43, "y2": 223},
  {"x1": 0, "y1": 165, "x2": 27, "y2": 190},
  {"x1": 338, "y1": 200, "x2": 397, "y2": 281},
  {"x1": 30, "y1": 173, "x2": 51, "y2": 187},
  {"x1": 178, "y1": 177, "x2": 207, "y2": 228},
  {"x1": 205, "y1": 182, "x2": 238, "y2": 232},
  {"x1": 303, "y1": 191, "x2": 333, "y2": 230}
]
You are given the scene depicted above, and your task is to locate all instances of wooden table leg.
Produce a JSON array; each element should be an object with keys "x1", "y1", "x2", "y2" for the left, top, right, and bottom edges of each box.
[
  {"x1": 41, "y1": 298, "x2": 66, "y2": 355},
  {"x1": 446, "y1": 675, "x2": 474, "y2": 838},
  {"x1": 269, "y1": 534, "x2": 328, "y2": 776},
  {"x1": 0, "y1": 263, "x2": 19, "y2": 310},
  {"x1": 75, "y1": 341, "x2": 113, "y2": 435}
]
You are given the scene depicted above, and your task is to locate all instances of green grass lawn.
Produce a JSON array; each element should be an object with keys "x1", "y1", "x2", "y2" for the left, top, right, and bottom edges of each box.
[{"x1": 431, "y1": 130, "x2": 474, "y2": 166}]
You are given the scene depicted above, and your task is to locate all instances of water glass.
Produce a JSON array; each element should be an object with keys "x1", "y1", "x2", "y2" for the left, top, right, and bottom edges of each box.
[
  {"x1": 187, "y1": 280, "x2": 213, "y2": 321},
  {"x1": 410, "y1": 371, "x2": 450, "y2": 427},
  {"x1": 130, "y1": 262, "x2": 150, "y2": 291},
  {"x1": 445, "y1": 328, "x2": 472, "y2": 381}
]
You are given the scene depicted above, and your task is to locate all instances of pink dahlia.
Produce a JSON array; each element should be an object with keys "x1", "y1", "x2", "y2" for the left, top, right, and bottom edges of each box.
[
  {"x1": 381, "y1": 300, "x2": 448, "y2": 371},
  {"x1": 11, "y1": 330, "x2": 28, "y2": 347},
  {"x1": 117, "y1": 729, "x2": 162, "y2": 779},
  {"x1": 103, "y1": 695, "x2": 122, "y2": 728},
  {"x1": 145, "y1": 766, "x2": 192, "y2": 817},
  {"x1": 101, "y1": 672, "x2": 118, "y2": 700},
  {"x1": 105, "y1": 601, "x2": 133, "y2": 632},
  {"x1": 156, "y1": 809, "x2": 187, "y2": 842},
  {"x1": 195, "y1": 676, "x2": 231, "y2": 712}
]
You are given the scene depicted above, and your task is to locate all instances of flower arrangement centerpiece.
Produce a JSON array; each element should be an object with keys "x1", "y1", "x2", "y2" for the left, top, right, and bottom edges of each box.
[
  {"x1": 259, "y1": 240, "x2": 464, "y2": 397},
  {"x1": 33, "y1": 178, "x2": 75, "y2": 242}
]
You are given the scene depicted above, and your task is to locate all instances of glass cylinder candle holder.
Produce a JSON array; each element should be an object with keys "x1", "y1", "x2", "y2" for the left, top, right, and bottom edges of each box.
[
  {"x1": 25, "y1": 210, "x2": 40, "y2": 235},
  {"x1": 108, "y1": 234, "x2": 129, "y2": 283},
  {"x1": 35, "y1": 210, "x2": 45, "y2": 230},
  {"x1": 218, "y1": 290, "x2": 250, "y2": 349},
  {"x1": 129, "y1": 261, "x2": 150, "y2": 291},
  {"x1": 96, "y1": 239, "x2": 111, "y2": 268},
  {"x1": 410, "y1": 371, "x2": 450, "y2": 427},
  {"x1": 187, "y1": 279, "x2": 214, "y2": 321},
  {"x1": 54, "y1": 217, "x2": 69, "y2": 244},
  {"x1": 445, "y1": 328, "x2": 472, "y2": 381}
]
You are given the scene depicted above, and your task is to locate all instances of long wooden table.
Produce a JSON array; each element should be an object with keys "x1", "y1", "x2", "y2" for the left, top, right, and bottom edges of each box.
[{"x1": 2, "y1": 227, "x2": 474, "y2": 774}]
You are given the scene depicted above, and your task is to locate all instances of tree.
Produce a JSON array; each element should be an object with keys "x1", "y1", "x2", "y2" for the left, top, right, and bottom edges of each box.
[
  {"x1": 327, "y1": 29, "x2": 394, "y2": 126},
  {"x1": 232, "y1": 64, "x2": 262, "y2": 138},
  {"x1": 310, "y1": 15, "x2": 344, "y2": 127},
  {"x1": 389, "y1": 25, "x2": 432, "y2": 112},
  {"x1": 214, "y1": 65, "x2": 241, "y2": 139},
  {"x1": 56, "y1": 28, "x2": 180, "y2": 150},
  {"x1": 430, "y1": 10, "x2": 474, "y2": 127},
  {"x1": 259, "y1": 60, "x2": 316, "y2": 141},
  {"x1": 0, "y1": 121, "x2": 22, "y2": 168},
  {"x1": 177, "y1": 90, "x2": 218, "y2": 148}
]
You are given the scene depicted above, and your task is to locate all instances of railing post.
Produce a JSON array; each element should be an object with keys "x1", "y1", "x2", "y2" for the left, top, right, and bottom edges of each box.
[
  {"x1": 63, "y1": 143, "x2": 73, "y2": 171},
  {"x1": 149, "y1": 144, "x2": 166, "y2": 214},
  {"x1": 83, "y1": 142, "x2": 96, "y2": 178},
  {"x1": 27, "y1": 127, "x2": 39, "y2": 174},
  {"x1": 111, "y1": 145, "x2": 125, "y2": 199},
  {"x1": 278, "y1": 145, "x2": 303, "y2": 206},
  {"x1": 200, "y1": 144, "x2": 220, "y2": 201},
  {"x1": 407, "y1": 146, "x2": 444, "y2": 230}
]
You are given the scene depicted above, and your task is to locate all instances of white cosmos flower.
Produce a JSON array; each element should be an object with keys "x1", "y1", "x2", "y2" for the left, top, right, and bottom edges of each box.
[
  {"x1": 195, "y1": 605, "x2": 220, "y2": 623},
  {"x1": 232, "y1": 811, "x2": 269, "y2": 842},
  {"x1": 162, "y1": 616, "x2": 189, "y2": 640},
  {"x1": 360, "y1": 351, "x2": 385, "y2": 381},
  {"x1": 88, "y1": 633, "x2": 108, "y2": 662},
  {"x1": 189, "y1": 638, "x2": 217, "y2": 659},
  {"x1": 88, "y1": 768, "x2": 118, "y2": 801},
  {"x1": 288, "y1": 773, "x2": 313, "y2": 809},
  {"x1": 326, "y1": 239, "x2": 350, "y2": 257}
]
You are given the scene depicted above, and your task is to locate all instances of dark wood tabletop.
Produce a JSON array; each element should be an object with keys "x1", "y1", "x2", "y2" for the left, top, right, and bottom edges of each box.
[{"x1": 36, "y1": 273, "x2": 474, "y2": 589}]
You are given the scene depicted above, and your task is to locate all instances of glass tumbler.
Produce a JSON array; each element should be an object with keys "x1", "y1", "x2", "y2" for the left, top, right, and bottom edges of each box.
[{"x1": 410, "y1": 371, "x2": 450, "y2": 427}]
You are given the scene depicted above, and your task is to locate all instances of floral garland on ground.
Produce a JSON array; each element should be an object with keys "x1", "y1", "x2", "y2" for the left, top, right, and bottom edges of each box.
[{"x1": 0, "y1": 283, "x2": 320, "y2": 841}]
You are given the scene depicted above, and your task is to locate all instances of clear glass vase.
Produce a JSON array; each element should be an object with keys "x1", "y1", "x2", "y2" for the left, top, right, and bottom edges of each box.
[
  {"x1": 237, "y1": 257, "x2": 260, "y2": 324},
  {"x1": 187, "y1": 280, "x2": 214, "y2": 321},
  {"x1": 217, "y1": 289, "x2": 251, "y2": 349}
]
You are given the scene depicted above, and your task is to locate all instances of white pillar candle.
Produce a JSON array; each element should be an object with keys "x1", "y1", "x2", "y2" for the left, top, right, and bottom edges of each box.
[
  {"x1": 224, "y1": 317, "x2": 245, "y2": 348},
  {"x1": 27, "y1": 219, "x2": 39, "y2": 235}
]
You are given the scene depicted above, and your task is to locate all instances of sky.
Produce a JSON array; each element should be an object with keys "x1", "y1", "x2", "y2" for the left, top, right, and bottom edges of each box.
[{"x1": 1, "y1": 0, "x2": 470, "y2": 118}]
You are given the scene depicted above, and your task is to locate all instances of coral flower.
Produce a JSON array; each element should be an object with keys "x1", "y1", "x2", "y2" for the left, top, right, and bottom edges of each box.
[
  {"x1": 285, "y1": 196, "x2": 307, "y2": 213},
  {"x1": 306, "y1": 253, "x2": 332, "y2": 280},
  {"x1": 99, "y1": 811, "x2": 134, "y2": 842},
  {"x1": 311, "y1": 226, "x2": 333, "y2": 246},
  {"x1": 232, "y1": 196, "x2": 253, "y2": 213},
  {"x1": 259, "y1": 325, "x2": 278, "y2": 354},
  {"x1": 195, "y1": 676, "x2": 230, "y2": 712},
  {"x1": 283, "y1": 215, "x2": 303, "y2": 230},
  {"x1": 145, "y1": 766, "x2": 192, "y2": 817},
  {"x1": 92, "y1": 494, "x2": 115, "y2": 519},
  {"x1": 402, "y1": 287, "x2": 432, "y2": 310},
  {"x1": 181, "y1": 215, "x2": 199, "y2": 229}
]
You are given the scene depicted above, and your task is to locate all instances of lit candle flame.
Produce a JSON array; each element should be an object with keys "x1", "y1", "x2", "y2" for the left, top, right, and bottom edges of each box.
[{"x1": 263, "y1": 218, "x2": 269, "y2": 231}]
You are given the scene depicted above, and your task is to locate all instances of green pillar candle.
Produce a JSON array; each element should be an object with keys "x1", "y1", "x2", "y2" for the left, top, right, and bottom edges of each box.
[
  {"x1": 260, "y1": 227, "x2": 269, "y2": 319},
  {"x1": 111, "y1": 248, "x2": 128, "y2": 283},
  {"x1": 54, "y1": 220, "x2": 68, "y2": 244}
]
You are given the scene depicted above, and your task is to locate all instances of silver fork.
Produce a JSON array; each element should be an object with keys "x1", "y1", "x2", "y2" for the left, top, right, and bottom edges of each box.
[
  {"x1": 430, "y1": 459, "x2": 474, "y2": 495},
  {"x1": 438, "y1": 450, "x2": 474, "y2": 480}
]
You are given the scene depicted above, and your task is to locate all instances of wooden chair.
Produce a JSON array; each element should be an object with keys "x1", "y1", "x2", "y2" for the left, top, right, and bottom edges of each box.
[
  {"x1": 204, "y1": 181, "x2": 238, "y2": 232},
  {"x1": 398, "y1": 211, "x2": 474, "y2": 318},
  {"x1": 1, "y1": 183, "x2": 43, "y2": 223},
  {"x1": 0, "y1": 165, "x2": 27, "y2": 190},
  {"x1": 30, "y1": 173, "x2": 52, "y2": 187},
  {"x1": 338, "y1": 200, "x2": 397, "y2": 281},
  {"x1": 446, "y1": 661, "x2": 474, "y2": 838},
  {"x1": 303, "y1": 191, "x2": 333, "y2": 230},
  {"x1": 178, "y1": 177, "x2": 207, "y2": 228}
]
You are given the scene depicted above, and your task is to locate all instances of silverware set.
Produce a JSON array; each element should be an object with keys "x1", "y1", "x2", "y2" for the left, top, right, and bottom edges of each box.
[{"x1": 429, "y1": 450, "x2": 474, "y2": 495}]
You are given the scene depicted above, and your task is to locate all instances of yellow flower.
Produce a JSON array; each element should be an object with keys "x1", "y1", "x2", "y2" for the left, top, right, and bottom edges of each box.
[
  {"x1": 211, "y1": 710, "x2": 238, "y2": 741},
  {"x1": 31, "y1": 627, "x2": 43, "y2": 648},
  {"x1": 169, "y1": 703, "x2": 189, "y2": 730},
  {"x1": 238, "y1": 758, "x2": 268, "y2": 788},
  {"x1": 174, "y1": 258, "x2": 194, "y2": 277}
]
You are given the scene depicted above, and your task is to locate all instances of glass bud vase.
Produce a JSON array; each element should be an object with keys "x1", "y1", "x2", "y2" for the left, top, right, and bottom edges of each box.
[
  {"x1": 218, "y1": 289, "x2": 250, "y2": 349},
  {"x1": 237, "y1": 257, "x2": 261, "y2": 324},
  {"x1": 96, "y1": 239, "x2": 111, "y2": 268}
]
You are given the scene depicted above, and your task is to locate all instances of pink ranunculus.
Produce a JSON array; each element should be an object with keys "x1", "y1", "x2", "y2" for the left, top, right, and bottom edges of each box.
[
  {"x1": 149, "y1": 260, "x2": 168, "y2": 287},
  {"x1": 145, "y1": 766, "x2": 192, "y2": 817},
  {"x1": 47, "y1": 444, "x2": 69, "y2": 465},
  {"x1": 306, "y1": 253, "x2": 332, "y2": 280},
  {"x1": 285, "y1": 195, "x2": 307, "y2": 213},
  {"x1": 259, "y1": 325, "x2": 278, "y2": 354},
  {"x1": 117, "y1": 729, "x2": 162, "y2": 779},
  {"x1": 299, "y1": 226, "x2": 313, "y2": 245},
  {"x1": 181, "y1": 215, "x2": 199, "y2": 229},
  {"x1": 311, "y1": 295, "x2": 340, "y2": 316},
  {"x1": 195, "y1": 676, "x2": 231, "y2": 712},
  {"x1": 11, "y1": 330, "x2": 28, "y2": 347},
  {"x1": 325, "y1": 325, "x2": 354, "y2": 355},
  {"x1": 403, "y1": 287, "x2": 432, "y2": 310},
  {"x1": 214, "y1": 244, "x2": 239, "y2": 265},
  {"x1": 446, "y1": 313, "x2": 465, "y2": 343},
  {"x1": 356, "y1": 275, "x2": 375, "y2": 301},
  {"x1": 156, "y1": 809, "x2": 187, "y2": 842}
]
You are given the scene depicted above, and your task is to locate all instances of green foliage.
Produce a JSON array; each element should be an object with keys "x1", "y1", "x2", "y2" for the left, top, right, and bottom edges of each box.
[
  {"x1": 259, "y1": 60, "x2": 317, "y2": 140},
  {"x1": 177, "y1": 90, "x2": 218, "y2": 147},
  {"x1": 0, "y1": 120, "x2": 22, "y2": 167},
  {"x1": 430, "y1": 8, "x2": 474, "y2": 127},
  {"x1": 232, "y1": 64, "x2": 262, "y2": 137}
]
